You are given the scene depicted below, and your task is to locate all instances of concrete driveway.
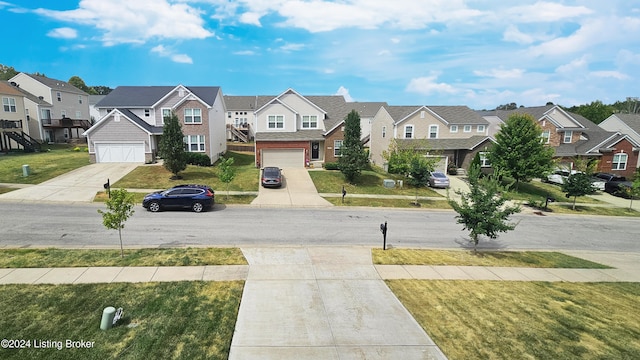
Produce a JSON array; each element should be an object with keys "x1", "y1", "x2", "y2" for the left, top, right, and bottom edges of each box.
[
  {"x1": 251, "y1": 168, "x2": 332, "y2": 207},
  {"x1": 0, "y1": 163, "x2": 139, "y2": 203}
]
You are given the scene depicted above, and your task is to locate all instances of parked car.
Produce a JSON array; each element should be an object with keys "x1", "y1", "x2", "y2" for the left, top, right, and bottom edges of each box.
[
  {"x1": 261, "y1": 167, "x2": 283, "y2": 188},
  {"x1": 428, "y1": 171, "x2": 450, "y2": 188},
  {"x1": 546, "y1": 169, "x2": 578, "y2": 185},
  {"x1": 593, "y1": 172, "x2": 630, "y2": 196},
  {"x1": 142, "y1": 184, "x2": 215, "y2": 212}
]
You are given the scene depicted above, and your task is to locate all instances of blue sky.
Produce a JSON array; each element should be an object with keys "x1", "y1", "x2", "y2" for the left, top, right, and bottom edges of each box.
[{"x1": 2, "y1": 1, "x2": 639, "y2": 109}]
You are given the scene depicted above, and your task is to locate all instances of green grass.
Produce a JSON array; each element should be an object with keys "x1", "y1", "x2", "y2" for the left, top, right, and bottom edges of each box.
[
  {"x1": 0, "y1": 144, "x2": 90, "y2": 184},
  {"x1": 113, "y1": 152, "x2": 259, "y2": 191},
  {"x1": 372, "y1": 249, "x2": 611, "y2": 268},
  {"x1": 0, "y1": 248, "x2": 247, "y2": 268},
  {"x1": 0, "y1": 281, "x2": 243, "y2": 359},
  {"x1": 325, "y1": 197, "x2": 451, "y2": 208},
  {"x1": 506, "y1": 179, "x2": 601, "y2": 204},
  {"x1": 548, "y1": 204, "x2": 640, "y2": 217},
  {"x1": 0, "y1": 187, "x2": 16, "y2": 194},
  {"x1": 309, "y1": 169, "x2": 442, "y2": 197},
  {"x1": 387, "y1": 281, "x2": 640, "y2": 360}
]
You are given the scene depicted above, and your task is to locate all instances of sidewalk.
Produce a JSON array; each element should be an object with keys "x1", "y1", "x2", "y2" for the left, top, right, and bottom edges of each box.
[{"x1": 1, "y1": 248, "x2": 638, "y2": 360}]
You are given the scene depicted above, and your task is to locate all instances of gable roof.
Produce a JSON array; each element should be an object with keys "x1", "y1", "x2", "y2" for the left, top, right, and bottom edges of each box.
[
  {"x1": 397, "y1": 136, "x2": 495, "y2": 151},
  {"x1": 324, "y1": 101, "x2": 387, "y2": 135},
  {"x1": 96, "y1": 86, "x2": 220, "y2": 108},
  {"x1": 254, "y1": 88, "x2": 328, "y2": 115},
  {"x1": 609, "y1": 113, "x2": 640, "y2": 135},
  {"x1": 21, "y1": 73, "x2": 87, "y2": 95},
  {"x1": 0, "y1": 81, "x2": 51, "y2": 106},
  {"x1": 224, "y1": 95, "x2": 273, "y2": 110},
  {"x1": 84, "y1": 108, "x2": 163, "y2": 136}
]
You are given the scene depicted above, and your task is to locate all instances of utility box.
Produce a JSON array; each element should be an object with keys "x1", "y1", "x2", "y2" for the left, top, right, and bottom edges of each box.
[
  {"x1": 22, "y1": 164, "x2": 30, "y2": 177},
  {"x1": 383, "y1": 179, "x2": 396, "y2": 188},
  {"x1": 100, "y1": 306, "x2": 116, "y2": 330}
]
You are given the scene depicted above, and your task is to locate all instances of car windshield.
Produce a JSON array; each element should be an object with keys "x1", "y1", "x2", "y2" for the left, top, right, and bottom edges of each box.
[{"x1": 432, "y1": 172, "x2": 446, "y2": 178}]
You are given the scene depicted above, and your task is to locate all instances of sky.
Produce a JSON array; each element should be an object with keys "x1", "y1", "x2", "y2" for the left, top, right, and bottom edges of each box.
[{"x1": 2, "y1": 0, "x2": 640, "y2": 110}]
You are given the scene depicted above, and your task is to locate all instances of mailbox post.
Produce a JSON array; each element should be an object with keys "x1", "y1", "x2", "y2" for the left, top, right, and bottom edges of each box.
[
  {"x1": 342, "y1": 186, "x2": 347, "y2": 203},
  {"x1": 380, "y1": 221, "x2": 388, "y2": 250},
  {"x1": 104, "y1": 179, "x2": 110, "y2": 198}
]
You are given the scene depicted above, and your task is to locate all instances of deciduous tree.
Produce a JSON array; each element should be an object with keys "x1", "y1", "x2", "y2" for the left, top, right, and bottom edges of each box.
[
  {"x1": 218, "y1": 157, "x2": 236, "y2": 200},
  {"x1": 561, "y1": 172, "x2": 597, "y2": 210},
  {"x1": 98, "y1": 189, "x2": 135, "y2": 257}
]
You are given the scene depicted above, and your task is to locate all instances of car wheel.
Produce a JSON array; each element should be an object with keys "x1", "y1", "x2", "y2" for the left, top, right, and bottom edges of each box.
[
  {"x1": 148, "y1": 201, "x2": 161, "y2": 212},
  {"x1": 192, "y1": 202, "x2": 204, "y2": 213}
]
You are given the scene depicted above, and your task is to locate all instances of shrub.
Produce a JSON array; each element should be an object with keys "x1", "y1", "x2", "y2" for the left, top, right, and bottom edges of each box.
[
  {"x1": 324, "y1": 162, "x2": 340, "y2": 170},
  {"x1": 186, "y1": 152, "x2": 212, "y2": 166}
]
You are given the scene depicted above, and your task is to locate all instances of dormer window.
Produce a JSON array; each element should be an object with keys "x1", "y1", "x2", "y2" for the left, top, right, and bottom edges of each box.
[{"x1": 563, "y1": 131, "x2": 573, "y2": 143}]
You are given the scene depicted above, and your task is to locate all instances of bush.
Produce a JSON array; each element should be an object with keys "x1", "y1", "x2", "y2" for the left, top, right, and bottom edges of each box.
[
  {"x1": 186, "y1": 152, "x2": 212, "y2": 166},
  {"x1": 324, "y1": 162, "x2": 340, "y2": 170}
]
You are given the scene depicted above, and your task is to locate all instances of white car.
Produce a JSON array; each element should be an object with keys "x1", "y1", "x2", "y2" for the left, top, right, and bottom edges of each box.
[{"x1": 546, "y1": 170, "x2": 576, "y2": 185}]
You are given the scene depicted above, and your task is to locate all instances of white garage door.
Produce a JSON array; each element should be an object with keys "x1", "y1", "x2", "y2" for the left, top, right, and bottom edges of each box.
[
  {"x1": 262, "y1": 149, "x2": 304, "y2": 168},
  {"x1": 429, "y1": 155, "x2": 448, "y2": 172},
  {"x1": 95, "y1": 143, "x2": 145, "y2": 163}
]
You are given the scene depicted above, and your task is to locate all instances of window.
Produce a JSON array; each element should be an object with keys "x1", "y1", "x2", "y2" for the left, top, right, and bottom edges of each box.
[
  {"x1": 404, "y1": 125, "x2": 414, "y2": 139},
  {"x1": 612, "y1": 153, "x2": 628, "y2": 170},
  {"x1": 184, "y1": 135, "x2": 205, "y2": 152},
  {"x1": 463, "y1": 125, "x2": 472, "y2": 132},
  {"x1": 450, "y1": 125, "x2": 458, "y2": 133},
  {"x1": 75, "y1": 111, "x2": 81, "y2": 118},
  {"x1": 334, "y1": 140, "x2": 343, "y2": 157},
  {"x1": 429, "y1": 125, "x2": 438, "y2": 139},
  {"x1": 41, "y1": 108, "x2": 51, "y2": 120},
  {"x1": 184, "y1": 108, "x2": 202, "y2": 124},
  {"x1": 420, "y1": 110, "x2": 425, "y2": 118},
  {"x1": 480, "y1": 152, "x2": 491, "y2": 167},
  {"x1": 144, "y1": 109, "x2": 150, "y2": 117},
  {"x1": 78, "y1": 95, "x2": 83, "y2": 104},
  {"x1": 227, "y1": 112, "x2": 232, "y2": 118},
  {"x1": 302, "y1": 115, "x2": 318, "y2": 128},
  {"x1": 268, "y1": 115, "x2": 284, "y2": 129},
  {"x1": 2, "y1": 97, "x2": 16, "y2": 112},
  {"x1": 161, "y1": 108, "x2": 172, "y2": 124},
  {"x1": 563, "y1": 130, "x2": 573, "y2": 143},
  {"x1": 61, "y1": 110, "x2": 67, "y2": 118},
  {"x1": 382, "y1": 126, "x2": 386, "y2": 138},
  {"x1": 477, "y1": 125, "x2": 485, "y2": 133},
  {"x1": 541, "y1": 130, "x2": 550, "y2": 144},
  {"x1": 56, "y1": 92, "x2": 61, "y2": 101}
]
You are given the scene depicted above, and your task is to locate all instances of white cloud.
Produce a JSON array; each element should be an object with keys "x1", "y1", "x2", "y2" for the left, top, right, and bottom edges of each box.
[
  {"x1": 591, "y1": 71, "x2": 629, "y2": 80},
  {"x1": 233, "y1": 50, "x2": 257, "y2": 56},
  {"x1": 502, "y1": 25, "x2": 534, "y2": 45},
  {"x1": 35, "y1": 0, "x2": 213, "y2": 45},
  {"x1": 280, "y1": 43, "x2": 305, "y2": 51},
  {"x1": 555, "y1": 56, "x2": 589, "y2": 74},
  {"x1": 47, "y1": 27, "x2": 77, "y2": 39},
  {"x1": 505, "y1": 2, "x2": 593, "y2": 23},
  {"x1": 335, "y1": 86, "x2": 354, "y2": 102},
  {"x1": 474, "y1": 68, "x2": 524, "y2": 79},
  {"x1": 151, "y1": 45, "x2": 193, "y2": 64},
  {"x1": 406, "y1": 74, "x2": 456, "y2": 96}
]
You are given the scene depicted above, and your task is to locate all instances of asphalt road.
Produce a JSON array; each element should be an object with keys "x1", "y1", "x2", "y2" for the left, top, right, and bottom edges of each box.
[{"x1": 1, "y1": 202, "x2": 639, "y2": 252}]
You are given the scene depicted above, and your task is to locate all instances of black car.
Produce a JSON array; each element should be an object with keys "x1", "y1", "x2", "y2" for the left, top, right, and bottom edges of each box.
[
  {"x1": 261, "y1": 167, "x2": 282, "y2": 188},
  {"x1": 142, "y1": 184, "x2": 214, "y2": 212},
  {"x1": 594, "y1": 173, "x2": 632, "y2": 197}
]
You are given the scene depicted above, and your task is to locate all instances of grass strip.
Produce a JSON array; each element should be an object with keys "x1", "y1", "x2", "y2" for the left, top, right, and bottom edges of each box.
[
  {"x1": 372, "y1": 249, "x2": 611, "y2": 268},
  {"x1": 387, "y1": 280, "x2": 640, "y2": 360},
  {"x1": 0, "y1": 248, "x2": 247, "y2": 268},
  {"x1": 324, "y1": 197, "x2": 451, "y2": 208},
  {"x1": 0, "y1": 281, "x2": 243, "y2": 360}
]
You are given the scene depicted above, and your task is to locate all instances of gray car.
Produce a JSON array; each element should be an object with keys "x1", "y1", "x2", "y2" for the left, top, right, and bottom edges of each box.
[
  {"x1": 428, "y1": 171, "x2": 450, "y2": 188},
  {"x1": 261, "y1": 167, "x2": 283, "y2": 188}
]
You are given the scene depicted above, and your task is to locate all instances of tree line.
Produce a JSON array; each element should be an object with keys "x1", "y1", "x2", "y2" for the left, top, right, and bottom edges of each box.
[{"x1": 0, "y1": 64, "x2": 112, "y2": 95}]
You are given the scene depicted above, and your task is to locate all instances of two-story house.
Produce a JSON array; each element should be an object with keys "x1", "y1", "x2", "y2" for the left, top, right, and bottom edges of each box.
[
  {"x1": 484, "y1": 105, "x2": 640, "y2": 178},
  {"x1": 599, "y1": 113, "x2": 640, "y2": 167},
  {"x1": 84, "y1": 85, "x2": 226, "y2": 164},
  {"x1": 9, "y1": 73, "x2": 90, "y2": 143},
  {"x1": 223, "y1": 95, "x2": 273, "y2": 142},
  {"x1": 370, "y1": 105, "x2": 494, "y2": 172}
]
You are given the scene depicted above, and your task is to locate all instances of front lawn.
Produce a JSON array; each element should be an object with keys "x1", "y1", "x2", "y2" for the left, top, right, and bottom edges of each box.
[
  {"x1": 0, "y1": 144, "x2": 90, "y2": 184},
  {"x1": 112, "y1": 152, "x2": 259, "y2": 191},
  {"x1": 0, "y1": 281, "x2": 243, "y2": 360},
  {"x1": 325, "y1": 197, "x2": 451, "y2": 208},
  {"x1": 309, "y1": 169, "x2": 442, "y2": 197},
  {"x1": 372, "y1": 249, "x2": 611, "y2": 268},
  {"x1": 506, "y1": 179, "x2": 601, "y2": 204},
  {"x1": 388, "y1": 281, "x2": 640, "y2": 360}
]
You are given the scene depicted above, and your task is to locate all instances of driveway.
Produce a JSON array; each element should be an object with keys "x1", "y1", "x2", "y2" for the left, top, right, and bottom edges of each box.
[
  {"x1": 0, "y1": 163, "x2": 139, "y2": 203},
  {"x1": 251, "y1": 168, "x2": 332, "y2": 207}
]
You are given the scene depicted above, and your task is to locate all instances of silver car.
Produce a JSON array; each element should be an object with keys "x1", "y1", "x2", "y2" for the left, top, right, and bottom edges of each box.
[{"x1": 428, "y1": 171, "x2": 450, "y2": 188}]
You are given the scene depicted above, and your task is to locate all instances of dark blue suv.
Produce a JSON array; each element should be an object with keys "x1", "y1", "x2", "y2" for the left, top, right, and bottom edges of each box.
[{"x1": 142, "y1": 184, "x2": 214, "y2": 213}]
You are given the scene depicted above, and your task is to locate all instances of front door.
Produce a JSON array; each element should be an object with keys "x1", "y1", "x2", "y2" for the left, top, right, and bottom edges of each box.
[{"x1": 311, "y1": 141, "x2": 320, "y2": 160}]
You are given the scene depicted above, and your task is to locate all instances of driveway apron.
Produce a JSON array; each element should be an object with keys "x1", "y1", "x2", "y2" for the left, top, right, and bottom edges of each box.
[
  {"x1": 251, "y1": 168, "x2": 332, "y2": 207},
  {"x1": 0, "y1": 163, "x2": 138, "y2": 202},
  {"x1": 229, "y1": 247, "x2": 446, "y2": 360}
]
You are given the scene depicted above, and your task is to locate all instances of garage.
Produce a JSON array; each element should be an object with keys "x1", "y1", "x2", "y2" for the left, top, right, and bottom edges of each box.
[
  {"x1": 429, "y1": 155, "x2": 448, "y2": 172},
  {"x1": 95, "y1": 142, "x2": 145, "y2": 163},
  {"x1": 262, "y1": 149, "x2": 304, "y2": 168}
]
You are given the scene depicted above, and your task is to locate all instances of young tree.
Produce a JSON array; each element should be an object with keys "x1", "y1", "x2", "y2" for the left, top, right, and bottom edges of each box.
[
  {"x1": 561, "y1": 173, "x2": 597, "y2": 210},
  {"x1": 407, "y1": 156, "x2": 433, "y2": 205},
  {"x1": 448, "y1": 164, "x2": 521, "y2": 252},
  {"x1": 339, "y1": 110, "x2": 368, "y2": 183},
  {"x1": 489, "y1": 113, "x2": 555, "y2": 190},
  {"x1": 218, "y1": 157, "x2": 236, "y2": 200},
  {"x1": 159, "y1": 112, "x2": 187, "y2": 179},
  {"x1": 98, "y1": 189, "x2": 135, "y2": 258}
]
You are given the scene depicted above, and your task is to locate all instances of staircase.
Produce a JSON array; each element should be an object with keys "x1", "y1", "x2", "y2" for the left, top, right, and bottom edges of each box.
[
  {"x1": 227, "y1": 124, "x2": 249, "y2": 143},
  {"x1": 5, "y1": 131, "x2": 42, "y2": 152}
]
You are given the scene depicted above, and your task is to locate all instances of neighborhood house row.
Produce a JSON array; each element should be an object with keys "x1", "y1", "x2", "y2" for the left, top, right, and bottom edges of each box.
[{"x1": 2, "y1": 73, "x2": 639, "y2": 179}]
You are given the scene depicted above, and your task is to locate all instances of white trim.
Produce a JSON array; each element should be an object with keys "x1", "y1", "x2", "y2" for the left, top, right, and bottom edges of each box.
[
  {"x1": 450, "y1": 125, "x2": 458, "y2": 133},
  {"x1": 267, "y1": 114, "x2": 285, "y2": 129},
  {"x1": 563, "y1": 130, "x2": 573, "y2": 143},
  {"x1": 612, "y1": 152, "x2": 628, "y2": 170},
  {"x1": 429, "y1": 124, "x2": 439, "y2": 139},
  {"x1": 463, "y1": 125, "x2": 471, "y2": 133},
  {"x1": 404, "y1": 124, "x2": 414, "y2": 139}
]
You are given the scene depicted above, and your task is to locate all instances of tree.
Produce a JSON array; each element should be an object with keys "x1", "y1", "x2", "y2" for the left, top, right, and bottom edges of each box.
[
  {"x1": 489, "y1": 113, "x2": 555, "y2": 190},
  {"x1": 68, "y1": 75, "x2": 95, "y2": 94},
  {"x1": 571, "y1": 100, "x2": 614, "y2": 124},
  {"x1": 218, "y1": 157, "x2": 236, "y2": 200},
  {"x1": 339, "y1": 110, "x2": 368, "y2": 183},
  {"x1": 98, "y1": 189, "x2": 135, "y2": 257},
  {"x1": 448, "y1": 165, "x2": 521, "y2": 252},
  {"x1": 0, "y1": 64, "x2": 19, "y2": 80},
  {"x1": 158, "y1": 112, "x2": 187, "y2": 179},
  {"x1": 561, "y1": 172, "x2": 597, "y2": 210},
  {"x1": 90, "y1": 85, "x2": 112, "y2": 95},
  {"x1": 407, "y1": 156, "x2": 433, "y2": 205},
  {"x1": 495, "y1": 102, "x2": 518, "y2": 110}
]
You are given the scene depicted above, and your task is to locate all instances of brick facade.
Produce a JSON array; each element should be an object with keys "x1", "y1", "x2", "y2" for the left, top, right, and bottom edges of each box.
[
  {"x1": 255, "y1": 140, "x2": 310, "y2": 167},
  {"x1": 597, "y1": 139, "x2": 638, "y2": 178},
  {"x1": 176, "y1": 100, "x2": 210, "y2": 155},
  {"x1": 324, "y1": 126, "x2": 344, "y2": 163}
]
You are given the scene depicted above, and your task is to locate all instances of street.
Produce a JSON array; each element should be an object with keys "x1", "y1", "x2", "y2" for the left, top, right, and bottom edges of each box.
[{"x1": 1, "y1": 202, "x2": 639, "y2": 251}]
